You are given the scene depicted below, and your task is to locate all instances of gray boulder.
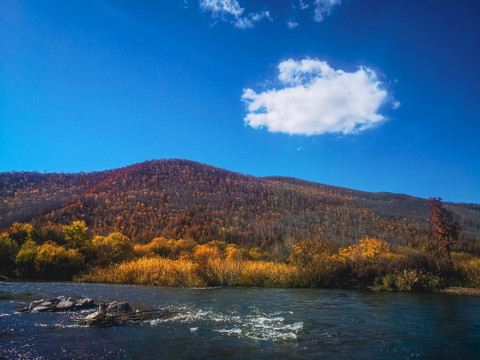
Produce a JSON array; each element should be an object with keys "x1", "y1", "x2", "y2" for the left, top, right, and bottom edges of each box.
[
  {"x1": 57, "y1": 298, "x2": 76, "y2": 311},
  {"x1": 76, "y1": 304, "x2": 177, "y2": 327},
  {"x1": 19, "y1": 296, "x2": 97, "y2": 313},
  {"x1": 40, "y1": 301, "x2": 55, "y2": 307},
  {"x1": 106, "y1": 301, "x2": 133, "y2": 314},
  {"x1": 31, "y1": 305, "x2": 53, "y2": 312},
  {"x1": 28, "y1": 300, "x2": 45, "y2": 311},
  {"x1": 75, "y1": 298, "x2": 95, "y2": 310}
]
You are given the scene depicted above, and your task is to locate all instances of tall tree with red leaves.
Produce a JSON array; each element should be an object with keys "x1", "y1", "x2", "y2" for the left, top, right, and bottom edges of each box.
[{"x1": 427, "y1": 197, "x2": 458, "y2": 261}]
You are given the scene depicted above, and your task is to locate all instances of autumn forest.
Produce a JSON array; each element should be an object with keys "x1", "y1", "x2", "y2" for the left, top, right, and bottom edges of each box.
[{"x1": 1, "y1": 159, "x2": 480, "y2": 291}]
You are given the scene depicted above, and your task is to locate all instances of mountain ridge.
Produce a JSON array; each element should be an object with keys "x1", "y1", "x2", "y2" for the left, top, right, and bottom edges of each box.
[
  {"x1": 3, "y1": 159, "x2": 477, "y2": 205},
  {"x1": 1, "y1": 159, "x2": 479, "y2": 252}
]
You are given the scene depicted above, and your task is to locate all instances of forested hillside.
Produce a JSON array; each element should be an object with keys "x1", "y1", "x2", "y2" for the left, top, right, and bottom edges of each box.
[
  {"x1": 1, "y1": 159, "x2": 479, "y2": 253},
  {"x1": 0, "y1": 171, "x2": 111, "y2": 226}
]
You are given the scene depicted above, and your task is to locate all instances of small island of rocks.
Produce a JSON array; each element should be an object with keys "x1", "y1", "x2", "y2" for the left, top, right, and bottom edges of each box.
[{"x1": 18, "y1": 296, "x2": 177, "y2": 327}]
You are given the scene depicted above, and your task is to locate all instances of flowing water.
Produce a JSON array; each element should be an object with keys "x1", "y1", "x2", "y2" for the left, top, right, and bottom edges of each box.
[{"x1": 1, "y1": 282, "x2": 479, "y2": 359}]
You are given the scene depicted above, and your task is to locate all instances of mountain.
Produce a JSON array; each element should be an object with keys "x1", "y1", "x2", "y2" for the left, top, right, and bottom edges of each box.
[{"x1": 1, "y1": 159, "x2": 479, "y2": 252}]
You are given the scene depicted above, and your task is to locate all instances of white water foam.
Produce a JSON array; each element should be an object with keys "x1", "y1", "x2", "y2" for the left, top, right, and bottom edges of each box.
[
  {"x1": 215, "y1": 328, "x2": 243, "y2": 336},
  {"x1": 146, "y1": 305, "x2": 303, "y2": 342},
  {"x1": 34, "y1": 323, "x2": 49, "y2": 327},
  {"x1": 54, "y1": 323, "x2": 80, "y2": 329}
]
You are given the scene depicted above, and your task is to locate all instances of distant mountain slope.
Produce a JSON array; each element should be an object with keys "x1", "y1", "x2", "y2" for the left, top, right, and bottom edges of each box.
[
  {"x1": 0, "y1": 170, "x2": 111, "y2": 226},
  {"x1": 1, "y1": 159, "x2": 479, "y2": 252}
]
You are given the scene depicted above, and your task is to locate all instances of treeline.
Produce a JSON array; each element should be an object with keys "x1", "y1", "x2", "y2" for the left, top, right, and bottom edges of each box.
[
  {"x1": 0, "y1": 222, "x2": 124, "y2": 280},
  {"x1": 2, "y1": 160, "x2": 480, "y2": 253},
  {"x1": 1, "y1": 220, "x2": 480, "y2": 291}
]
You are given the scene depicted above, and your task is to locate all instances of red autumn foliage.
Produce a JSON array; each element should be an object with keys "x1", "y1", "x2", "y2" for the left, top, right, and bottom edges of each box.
[{"x1": 427, "y1": 197, "x2": 458, "y2": 259}]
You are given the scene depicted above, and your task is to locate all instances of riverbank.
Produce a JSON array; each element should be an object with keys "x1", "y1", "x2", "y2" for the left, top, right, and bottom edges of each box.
[
  {"x1": 3, "y1": 224, "x2": 480, "y2": 292},
  {"x1": 3, "y1": 277, "x2": 480, "y2": 296},
  {"x1": 441, "y1": 287, "x2": 480, "y2": 296}
]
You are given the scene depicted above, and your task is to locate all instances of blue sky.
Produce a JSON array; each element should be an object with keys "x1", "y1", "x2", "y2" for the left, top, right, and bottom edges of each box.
[{"x1": 1, "y1": 0, "x2": 479, "y2": 203}]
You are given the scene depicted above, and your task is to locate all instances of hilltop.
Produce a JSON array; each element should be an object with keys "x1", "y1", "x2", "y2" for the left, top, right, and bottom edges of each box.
[{"x1": 1, "y1": 159, "x2": 479, "y2": 252}]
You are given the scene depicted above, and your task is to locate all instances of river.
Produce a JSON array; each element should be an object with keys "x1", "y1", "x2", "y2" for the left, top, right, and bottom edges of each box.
[{"x1": 1, "y1": 282, "x2": 479, "y2": 359}]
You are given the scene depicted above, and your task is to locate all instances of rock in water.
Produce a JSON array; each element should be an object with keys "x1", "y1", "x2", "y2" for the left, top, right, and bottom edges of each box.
[
  {"x1": 31, "y1": 305, "x2": 53, "y2": 312},
  {"x1": 18, "y1": 298, "x2": 176, "y2": 327},
  {"x1": 84, "y1": 304, "x2": 107, "y2": 321},
  {"x1": 76, "y1": 302, "x2": 177, "y2": 327},
  {"x1": 28, "y1": 300, "x2": 45, "y2": 311},
  {"x1": 75, "y1": 298, "x2": 94, "y2": 310},
  {"x1": 18, "y1": 296, "x2": 97, "y2": 313},
  {"x1": 57, "y1": 298, "x2": 76, "y2": 311},
  {"x1": 106, "y1": 301, "x2": 133, "y2": 314}
]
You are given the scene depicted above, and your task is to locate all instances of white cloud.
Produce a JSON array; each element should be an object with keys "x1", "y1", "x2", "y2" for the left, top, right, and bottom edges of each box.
[
  {"x1": 287, "y1": 0, "x2": 341, "y2": 28},
  {"x1": 312, "y1": 0, "x2": 342, "y2": 23},
  {"x1": 298, "y1": 0, "x2": 310, "y2": 10},
  {"x1": 194, "y1": 0, "x2": 343, "y2": 28},
  {"x1": 286, "y1": 20, "x2": 299, "y2": 29},
  {"x1": 199, "y1": 0, "x2": 271, "y2": 29},
  {"x1": 234, "y1": 10, "x2": 271, "y2": 29},
  {"x1": 242, "y1": 59, "x2": 397, "y2": 136},
  {"x1": 200, "y1": 0, "x2": 243, "y2": 17}
]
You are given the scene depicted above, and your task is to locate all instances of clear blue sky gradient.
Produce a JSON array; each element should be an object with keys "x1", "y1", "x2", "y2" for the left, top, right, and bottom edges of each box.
[{"x1": 1, "y1": 0, "x2": 479, "y2": 203}]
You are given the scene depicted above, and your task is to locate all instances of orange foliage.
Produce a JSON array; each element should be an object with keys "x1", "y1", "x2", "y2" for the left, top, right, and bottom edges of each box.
[
  {"x1": 79, "y1": 257, "x2": 198, "y2": 286},
  {"x1": 339, "y1": 237, "x2": 393, "y2": 260}
]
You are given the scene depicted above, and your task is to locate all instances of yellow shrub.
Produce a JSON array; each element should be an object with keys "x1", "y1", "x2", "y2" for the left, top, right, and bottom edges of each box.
[
  {"x1": 78, "y1": 257, "x2": 200, "y2": 287},
  {"x1": 192, "y1": 245, "x2": 243, "y2": 286},
  {"x1": 133, "y1": 238, "x2": 198, "y2": 260},
  {"x1": 145, "y1": 237, "x2": 172, "y2": 256},
  {"x1": 242, "y1": 247, "x2": 274, "y2": 261},
  {"x1": 8, "y1": 223, "x2": 35, "y2": 245},
  {"x1": 15, "y1": 240, "x2": 38, "y2": 278},
  {"x1": 133, "y1": 243, "x2": 151, "y2": 258},
  {"x1": 340, "y1": 237, "x2": 392, "y2": 260},
  {"x1": 34, "y1": 241, "x2": 84, "y2": 279},
  {"x1": 455, "y1": 256, "x2": 480, "y2": 288},
  {"x1": 288, "y1": 239, "x2": 348, "y2": 287},
  {"x1": 170, "y1": 239, "x2": 198, "y2": 259},
  {"x1": 204, "y1": 240, "x2": 228, "y2": 253},
  {"x1": 92, "y1": 232, "x2": 133, "y2": 265},
  {"x1": 0, "y1": 235, "x2": 19, "y2": 276},
  {"x1": 63, "y1": 221, "x2": 89, "y2": 250},
  {"x1": 238, "y1": 261, "x2": 296, "y2": 287}
]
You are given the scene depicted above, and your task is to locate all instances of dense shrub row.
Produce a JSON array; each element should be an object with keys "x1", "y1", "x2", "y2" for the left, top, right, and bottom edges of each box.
[
  {"x1": 0, "y1": 222, "x2": 130, "y2": 280},
  {"x1": 1, "y1": 221, "x2": 479, "y2": 291}
]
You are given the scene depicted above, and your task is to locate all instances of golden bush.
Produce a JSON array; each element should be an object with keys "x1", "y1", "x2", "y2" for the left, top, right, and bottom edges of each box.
[
  {"x1": 340, "y1": 237, "x2": 393, "y2": 260},
  {"x1": 79, "y1": 257, "x2": 199, "y2": 286},
  {"x1": 34, "y1": 241, "x2": 84, "y2": 279}
]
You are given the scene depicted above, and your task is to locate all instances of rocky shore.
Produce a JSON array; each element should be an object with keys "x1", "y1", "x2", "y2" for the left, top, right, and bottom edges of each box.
[{"x1": 441, "y1": 287, "x2": 480, "y2": 296}]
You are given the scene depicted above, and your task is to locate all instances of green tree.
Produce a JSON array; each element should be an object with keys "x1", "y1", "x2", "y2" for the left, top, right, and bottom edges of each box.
[
  {"x1": 64, "y1": 221, "x2": 89, "y2": 250},
  {"x1": 34, "y1": 224, "x2": 66, "y2": 246},
  {"x1": 8, "y1": 223, "x2": 34, "y2": 246},
  {"x1": 15, "y1": 240, "x2": 39, "y2": 278},
  {"x1": 35, "y1": 242, "x2": 84, "y2": 280},
  {"x1": 92, "y1": 232, "x2": 133, "y2": 265},
  {"x1": 0, "y1": 235, "x2": 19, "y2": 276}
]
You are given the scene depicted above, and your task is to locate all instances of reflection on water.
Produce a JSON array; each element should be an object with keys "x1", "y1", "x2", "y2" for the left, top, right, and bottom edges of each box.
[{"x1": 1, "y1": 282, "x2": 480, "y2": 359}]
